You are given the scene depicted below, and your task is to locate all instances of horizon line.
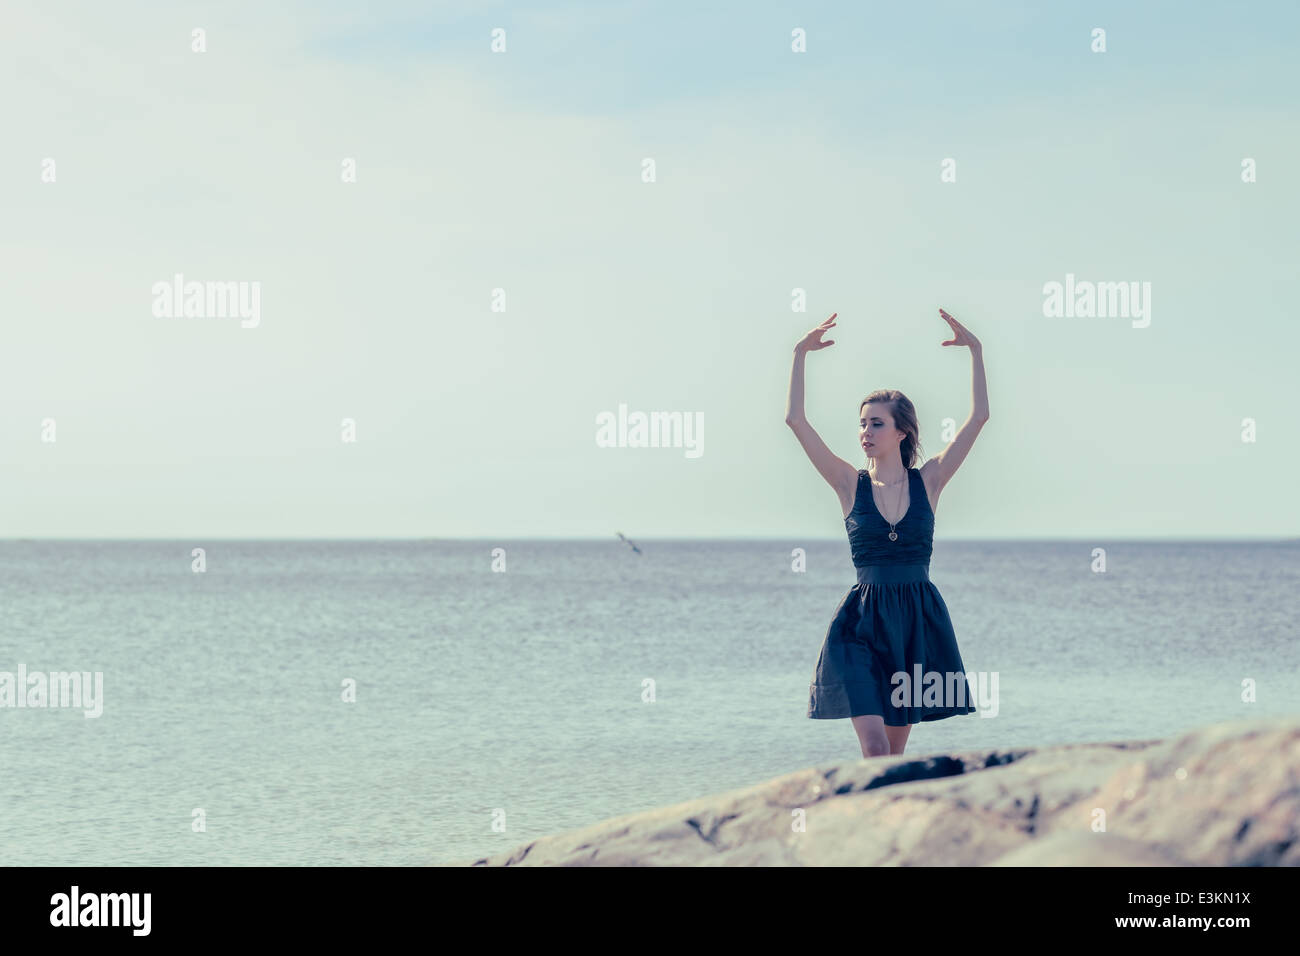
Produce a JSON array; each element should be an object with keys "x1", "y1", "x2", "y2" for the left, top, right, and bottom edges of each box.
[{"x1": 0, "y1": 536, "x2": 1295, "y2": 544}]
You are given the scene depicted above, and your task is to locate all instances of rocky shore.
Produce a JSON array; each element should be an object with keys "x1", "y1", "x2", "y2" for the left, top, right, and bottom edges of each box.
[{"x1": 457, "y1": 716, "x2": 1299, "y2": 866}]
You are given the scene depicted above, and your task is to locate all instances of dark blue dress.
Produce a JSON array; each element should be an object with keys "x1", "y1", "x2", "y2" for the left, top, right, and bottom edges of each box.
[{"x1": 807, "y1": 466, "x2": 978, "y2": 725}]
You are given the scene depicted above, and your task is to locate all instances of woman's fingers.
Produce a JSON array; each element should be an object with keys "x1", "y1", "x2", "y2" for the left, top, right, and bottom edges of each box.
[
  {"x1": 940, "y1": 309, "x2": 965, "y2": 332},
  {"x1": 938, "y1": 308, "x2": 979, "y2": 348},
  {"x1": 799, "y1": 312, "x2": 839, "y2": 349}
]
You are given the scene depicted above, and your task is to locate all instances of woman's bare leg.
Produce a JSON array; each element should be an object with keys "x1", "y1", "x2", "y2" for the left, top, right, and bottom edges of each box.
[
  {"x1": 884, "y1": 723, "x2": 913, "y2": 755},
  {"x1": 850, "y1": 714, "x2": 891, "y2": 757}
]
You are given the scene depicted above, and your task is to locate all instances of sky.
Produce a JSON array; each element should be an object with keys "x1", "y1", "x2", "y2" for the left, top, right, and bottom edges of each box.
[{"x1": 1, "y1": 0, "x2": 1297, "y2": 539}]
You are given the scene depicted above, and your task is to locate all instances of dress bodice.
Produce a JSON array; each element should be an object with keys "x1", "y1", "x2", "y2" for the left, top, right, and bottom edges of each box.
[{"x1": 845, "y1": 467, "x2": 934, "y2": 566}]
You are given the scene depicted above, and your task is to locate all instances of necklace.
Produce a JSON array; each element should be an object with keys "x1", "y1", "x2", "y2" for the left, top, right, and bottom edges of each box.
[{"x1": 871, "y1": 469, "x2": 908, "y2": 542}]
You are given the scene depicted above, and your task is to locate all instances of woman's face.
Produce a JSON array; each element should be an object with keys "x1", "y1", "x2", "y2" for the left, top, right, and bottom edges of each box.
[{"x1": 860, "y1": 403, "x2": 903, "y2": 457}]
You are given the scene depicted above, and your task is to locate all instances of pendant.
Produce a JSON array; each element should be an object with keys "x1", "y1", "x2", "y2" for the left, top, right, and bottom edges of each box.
[{"x1": 888, "y1": 531, "x2": 898, "y2": 541}]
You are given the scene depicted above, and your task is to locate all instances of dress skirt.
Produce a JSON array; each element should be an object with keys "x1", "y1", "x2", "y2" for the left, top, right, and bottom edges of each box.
[{"x1": 807, "y1": 564, "x2": 978, "y2": 725}]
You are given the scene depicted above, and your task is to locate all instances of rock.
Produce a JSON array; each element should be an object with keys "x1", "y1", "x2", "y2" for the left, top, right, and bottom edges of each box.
[
  {"x1": 987, "y1": 830, "x2": 1190, "y2": 866},
  {"x1": 451, "y1": 716, "x2": 1300, "y2": 866}
]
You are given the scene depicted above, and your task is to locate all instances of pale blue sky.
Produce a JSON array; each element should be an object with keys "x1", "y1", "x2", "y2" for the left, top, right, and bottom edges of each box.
[{"x1": 1, "y1": 0, "x2": 1296, "y2": 538}]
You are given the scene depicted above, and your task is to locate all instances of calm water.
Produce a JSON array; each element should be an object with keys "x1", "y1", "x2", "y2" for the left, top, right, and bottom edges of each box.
[{"x1": 1, "y1": 539, "x2": 1296, "y2": 866}]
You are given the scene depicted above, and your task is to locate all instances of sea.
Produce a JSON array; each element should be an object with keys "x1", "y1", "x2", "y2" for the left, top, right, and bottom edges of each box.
[{"x1": 1, "y1": 539, "x2": 1296, "y2": 866}]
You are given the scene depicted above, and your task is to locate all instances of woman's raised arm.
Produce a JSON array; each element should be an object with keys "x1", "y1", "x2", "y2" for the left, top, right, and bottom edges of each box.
[
  {"x1": 785, "y1": 313, "x2": 859, "y2": 508},
  {"x1": 921, "y1": 308, "x2": 989, "y2": 502}
]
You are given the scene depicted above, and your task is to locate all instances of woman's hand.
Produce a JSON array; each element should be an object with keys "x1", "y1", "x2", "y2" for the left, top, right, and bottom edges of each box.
[
  {"x1": 795, "y1": 312, "x2": 837, "y2": 353},
  {"x1": 939, "y1": 308, "x2": 981, "y2": 351}
]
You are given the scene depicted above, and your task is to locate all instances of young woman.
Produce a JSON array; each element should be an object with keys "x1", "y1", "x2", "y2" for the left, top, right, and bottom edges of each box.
[{"x1": 785, "y1": 309, "x2": 989, "y2": 759}]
